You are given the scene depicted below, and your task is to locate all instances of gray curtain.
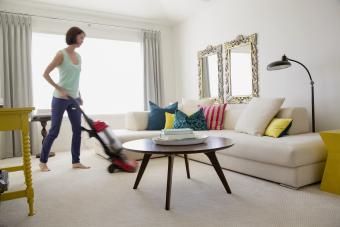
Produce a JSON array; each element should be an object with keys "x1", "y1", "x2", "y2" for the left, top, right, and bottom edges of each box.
[
  {"x1": 0, "y1": 13, "x2": 33, "y2": 158},
  {"x1": 142, "y1": 30, "x2": 163, "y2": 109}
]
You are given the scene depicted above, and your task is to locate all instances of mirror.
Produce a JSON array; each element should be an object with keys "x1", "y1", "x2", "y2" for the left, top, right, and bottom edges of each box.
[
  {"x1": 224, "y1": 34, "x2": 259, "y2": 103},
  {"x1": 198, "y1": 45, "x2": 223, "y2": 102}
]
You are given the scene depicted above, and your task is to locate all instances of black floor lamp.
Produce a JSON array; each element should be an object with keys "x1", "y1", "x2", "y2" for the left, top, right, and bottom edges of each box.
[{"x1": 267, "y1": 55, "x2": 315, "y2": 132}]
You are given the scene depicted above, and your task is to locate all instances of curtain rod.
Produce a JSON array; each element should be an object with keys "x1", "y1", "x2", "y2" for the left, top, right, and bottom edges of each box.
[{"x1": 0, "y1": 10, "x2": 159, "y2": 32}]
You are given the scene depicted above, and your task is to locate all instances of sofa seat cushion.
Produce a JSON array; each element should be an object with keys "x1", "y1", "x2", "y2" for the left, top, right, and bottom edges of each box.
[{"x1": 195, "y1": 130, "x2": 326, "y2": 168}]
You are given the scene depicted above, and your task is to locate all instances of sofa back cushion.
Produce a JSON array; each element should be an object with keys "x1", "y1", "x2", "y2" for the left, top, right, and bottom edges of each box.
[
  {"x1": 276, "y1": 107, "x2": 310, "y2": 135},
  {"x1": 125, "y1": 111, "x2": 149, "y2": 131},
  {"x1": 223, "y1": 105, "x2": 245, "y2": 130},
  {"x1": 180, "y1": 98, "x2": 216, "y2": 115}
]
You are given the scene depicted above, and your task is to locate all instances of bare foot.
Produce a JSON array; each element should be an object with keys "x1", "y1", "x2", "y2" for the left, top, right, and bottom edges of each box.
[
  {"x1": 39, "y1": 163, "x2": 50, "y2": 172},
  {"x1": 72, "y1": 163, "x2": 90, "y2": 169}
]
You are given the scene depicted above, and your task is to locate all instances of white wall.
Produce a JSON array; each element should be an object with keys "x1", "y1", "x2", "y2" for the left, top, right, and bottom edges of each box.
[{"x1": 173, "y1": 0, "x2": 340, "y2": 131}]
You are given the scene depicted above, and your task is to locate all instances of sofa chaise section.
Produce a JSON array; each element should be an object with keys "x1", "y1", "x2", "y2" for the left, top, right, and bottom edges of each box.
[{"x1": 190, "y1": 130, "x2": 326, "y2": 188}]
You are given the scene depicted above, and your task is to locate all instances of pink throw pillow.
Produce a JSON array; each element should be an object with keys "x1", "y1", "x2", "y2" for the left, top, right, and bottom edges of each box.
[{"x1": 199, "y1": 103, "x2": 227, "y2": 130}]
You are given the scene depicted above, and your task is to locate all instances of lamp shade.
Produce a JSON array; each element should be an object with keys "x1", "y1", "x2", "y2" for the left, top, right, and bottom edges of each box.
[{"x1": 267, "y1": 60, "x2": 291, "y2": 71}]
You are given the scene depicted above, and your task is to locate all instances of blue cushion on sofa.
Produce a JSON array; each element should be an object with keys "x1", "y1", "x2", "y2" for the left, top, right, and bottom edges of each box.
[
  {"x1": 173, "y1": 108, "x2": 208, "y2": 131},
  {"x1": 146, "y1": 101, "x2": 178, "y2": 130}
]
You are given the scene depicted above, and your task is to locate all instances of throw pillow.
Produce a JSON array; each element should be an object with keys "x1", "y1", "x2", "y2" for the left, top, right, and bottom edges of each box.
[
  {"x1": 173, "y1": 109, "x2": 208, "y2": 131},
  {"x1": 264, "y1": 118, "x2": 293, "y2": 138},
  {"x1": 164, "y1": 112, "x2": 175, "y2": 129},
  {"x1": 200, "y1": 103, "x2": 227, "y2": 130},
  {"x1": 146, "y1": 101, "x2": 178, "y2": 130},
  {"x1": 234, "y1": 97, "x2": 285, "y2": 136},
  {"x1": 180, "y1": 97, "x2": 216, "y2": 115}
]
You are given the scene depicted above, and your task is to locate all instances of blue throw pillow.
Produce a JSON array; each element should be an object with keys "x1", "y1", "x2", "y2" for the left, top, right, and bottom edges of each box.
[
  {"x1": 146, "y1": 101, "x2": 178, "y2": 130},
  {"x1": 173, "y1": 108, "x2": 208, "y2": 131}
]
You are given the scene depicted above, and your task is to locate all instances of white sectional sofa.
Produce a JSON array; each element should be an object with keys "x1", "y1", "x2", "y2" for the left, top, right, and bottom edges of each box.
[{"x1": 92, "y1": 106, "x2": 326, "y2": 189}]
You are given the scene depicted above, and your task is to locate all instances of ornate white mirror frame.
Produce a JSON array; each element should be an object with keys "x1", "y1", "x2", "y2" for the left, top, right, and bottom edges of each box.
[
  {"x1": 198, "y1": 44, "x2": 224, "y2": 103},
  {"x1": 224, "y1": 33, "x2": 259, "y2": 104}
]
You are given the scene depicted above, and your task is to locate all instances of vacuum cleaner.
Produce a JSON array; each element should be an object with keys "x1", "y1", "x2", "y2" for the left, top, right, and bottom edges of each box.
[{"x1": 69, "y1": 97, "x2": 138, "y2": 173}]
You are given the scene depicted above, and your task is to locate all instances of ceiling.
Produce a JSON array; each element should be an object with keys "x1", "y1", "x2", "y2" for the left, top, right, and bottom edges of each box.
[{"x1": 13, "y1": 0, "x2": 217, "y2": 25}]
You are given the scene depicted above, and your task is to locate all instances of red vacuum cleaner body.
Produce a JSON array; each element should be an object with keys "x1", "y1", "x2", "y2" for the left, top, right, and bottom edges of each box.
[
  {"x1": 91, "y1": 120, "x2": 138, "y2": 173},
  {"x1": 69, "y1": 97, "x2": 138, "y2": 173}
]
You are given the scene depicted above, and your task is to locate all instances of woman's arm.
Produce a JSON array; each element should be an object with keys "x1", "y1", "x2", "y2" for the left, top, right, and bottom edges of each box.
[{"x1": 43, "y1": 52, "x2": 68, "y2": 99}]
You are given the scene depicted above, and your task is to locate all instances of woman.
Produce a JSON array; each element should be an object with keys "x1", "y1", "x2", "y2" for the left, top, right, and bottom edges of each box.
[{"x1": 39, "y1": 27, "x2": 90, "y2": 171}]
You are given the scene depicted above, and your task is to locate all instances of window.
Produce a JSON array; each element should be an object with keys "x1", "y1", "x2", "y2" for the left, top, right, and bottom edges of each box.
[{"x1": 32, "y1": 32, "x2": 143, "y2": 114}]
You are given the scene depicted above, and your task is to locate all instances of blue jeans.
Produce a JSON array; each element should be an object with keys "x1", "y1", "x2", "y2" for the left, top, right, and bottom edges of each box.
[{"x1": 40, "y1": 97, "x2": 82, "y2": 164}]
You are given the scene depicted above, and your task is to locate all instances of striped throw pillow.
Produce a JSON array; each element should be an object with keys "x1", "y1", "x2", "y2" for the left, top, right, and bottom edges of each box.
[{"x1": 199, "y1": 103, "x2": 227, "y2": 130}]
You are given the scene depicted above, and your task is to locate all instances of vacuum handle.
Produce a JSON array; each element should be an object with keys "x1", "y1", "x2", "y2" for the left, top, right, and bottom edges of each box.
[
  {"x1": 67, "y1": 96, "x2": 90, "y2": 122},
  {"x1": 67, "y1": 96, "x2": 82, "y2": 111},
  {"x1": 67, "y1": 96, "x2": 98, "y2": 131}
]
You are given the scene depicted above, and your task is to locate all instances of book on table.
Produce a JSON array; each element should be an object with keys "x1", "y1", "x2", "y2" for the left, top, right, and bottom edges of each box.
[
  {"x1": 160, "y1": 128, "x2": 196, "y2": 140},
  {"x1": 161, "y1": 128, "x2": 193, "y2": 135},
  {"x1": 160, "y1": 133, "x2": 196, "y2": 141}
]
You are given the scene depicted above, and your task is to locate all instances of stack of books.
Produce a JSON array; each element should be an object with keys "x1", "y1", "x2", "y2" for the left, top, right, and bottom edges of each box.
[{"x1": 160, "y1": 128, "x2": 196, "y2": 140}]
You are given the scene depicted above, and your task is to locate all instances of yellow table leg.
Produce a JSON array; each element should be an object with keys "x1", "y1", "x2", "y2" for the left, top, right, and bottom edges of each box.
[
  {"x1": 22, "y1": 119, "x2": 35, "y2": 216},
  {"x1": 320, "y1": 131, "x2": 340, "y2": 195}
]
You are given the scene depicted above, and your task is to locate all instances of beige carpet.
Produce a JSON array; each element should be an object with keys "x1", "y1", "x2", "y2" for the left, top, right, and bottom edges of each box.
[{"x1": 1, "y1": 150, "x2": 340, "y2": 227}]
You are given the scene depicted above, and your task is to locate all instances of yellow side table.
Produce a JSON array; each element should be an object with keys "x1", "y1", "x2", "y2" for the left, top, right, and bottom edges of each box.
[
  {"x1": 0, "y1": 107, "x2": 35, "y2": 216},
  {"x1": 319, "y1": 130, "x2": 340, "y2": 195}
]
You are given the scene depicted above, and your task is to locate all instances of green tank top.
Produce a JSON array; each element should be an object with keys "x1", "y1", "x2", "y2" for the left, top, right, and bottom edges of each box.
[{"x1": 53, "y1": 49, "x2": 81, "y2": 99}]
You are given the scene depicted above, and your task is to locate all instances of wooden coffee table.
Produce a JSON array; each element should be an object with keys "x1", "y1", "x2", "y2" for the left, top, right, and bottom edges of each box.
[{"x1": 122, "y1": 136, "x2": 234, "y2": 210}]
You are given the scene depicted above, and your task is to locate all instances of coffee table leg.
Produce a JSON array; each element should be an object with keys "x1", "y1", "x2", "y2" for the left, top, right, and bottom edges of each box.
[
  {"x1": 184, "y1": 154, "x2": 190, "y2": 179},
  {"x1": 165, "y1": 155, "x2": 175, "y2": 210},
  {"x1": 205, "y1": 151, "x2": 232, "y2": 194},
  {"x1": 133, "y1": 154, "x2": 152, "y2": 189}
]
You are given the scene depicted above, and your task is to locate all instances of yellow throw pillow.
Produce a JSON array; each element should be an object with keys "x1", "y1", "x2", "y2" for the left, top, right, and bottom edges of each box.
[
  {"x1": 164, "y1": 112, "x2": 175, "y2": 129},
  {"x1": 264, "y1": 118, "x2": 293, "y2": 138}
]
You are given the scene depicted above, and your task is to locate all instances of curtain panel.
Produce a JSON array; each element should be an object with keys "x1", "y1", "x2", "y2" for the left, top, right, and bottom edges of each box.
[
  {"x1": 142, "y1": 30, "x2": 163, "y2": 109},
  {"x1": 0, "y1": 12, "x2": 33, "y2": 158}
]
